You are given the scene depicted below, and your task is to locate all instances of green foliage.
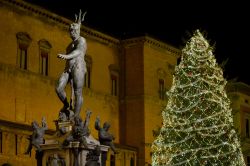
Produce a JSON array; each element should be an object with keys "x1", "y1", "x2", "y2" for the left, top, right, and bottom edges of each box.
[{"x1": 151, "y1": 29, "x2": 245, "y2": 166}]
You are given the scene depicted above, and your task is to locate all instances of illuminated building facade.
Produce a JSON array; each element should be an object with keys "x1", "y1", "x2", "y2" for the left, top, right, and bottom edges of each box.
[{"x1": 0, "y1": 0, "x2": 179, "y2": 165}]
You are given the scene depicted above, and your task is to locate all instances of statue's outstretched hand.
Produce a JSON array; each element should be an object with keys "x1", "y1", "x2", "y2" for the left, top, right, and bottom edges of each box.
[
  {"x1": 57, "y1": 54, "x2": 68, "y2": 60},
  {"x1": 95, "y1": 116, "x2": 101, "y2": 130},
  {"x1": 86, "y1": 109, "x2": 92, "y2": 116}
]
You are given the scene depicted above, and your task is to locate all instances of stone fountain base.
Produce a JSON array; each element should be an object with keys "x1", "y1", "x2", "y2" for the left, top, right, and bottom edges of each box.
[{"x1": 39, "y1": 135, "x2": 109, "y2": 166}]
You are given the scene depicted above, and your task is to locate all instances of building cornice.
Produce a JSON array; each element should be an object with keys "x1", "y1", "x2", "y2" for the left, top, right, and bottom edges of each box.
[
  {"x1": 81, "y1": 25, "x2": 120, "y2": 48},
  {"x1": 121, "y1": 36, "x2": 181, "y2": 58},
  {"x1": 0, "y1": 119, "x2": 54, "y2": 135},
  {"x1": 1, "y1": 0, "x2": 182, "y2": 54},
  {"x1": 1, "y1": 0, "x2": 70, "y2": 27},
  {"x1": 0, "y1": 0, "x2": 120, "y2": 48},
  {"x1": 226, "y1": 82, "x2": 250, "y2": 96}
]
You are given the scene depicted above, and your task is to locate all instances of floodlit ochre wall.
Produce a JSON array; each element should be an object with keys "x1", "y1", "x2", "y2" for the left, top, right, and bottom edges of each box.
[
  {"x1": 122, "y1": 41, "x2": 145, "y2": 165},
  {"x1": 0, "y1": 0, "x2": 122, "y2": 165},
  {"x1": 0, "y1": 0, "x2": 184, "y2": 165},
  {"x1": 0, "y1": 0, "x2": 120, "y2": 130},
  {"x1": 143, "y1": 39, "x2": 179, "y2": 164},
  {"x1": 121, "y1": 37, "x2": 180, "y2": 165},
  {"x1": 227, "y1": 82, "x2": 250, "y2": 164}
]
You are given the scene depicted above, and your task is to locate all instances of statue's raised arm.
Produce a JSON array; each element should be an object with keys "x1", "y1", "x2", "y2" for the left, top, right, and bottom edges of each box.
[
  {"x1": 84, "y1": 109, "x2": 92, "y2": 128},
  {"x1": 41, "y1": 116, "x2": 48, "y2": 130},
  {"x1": 95, "y1": 116, "x2": 101, "y2": 131}
]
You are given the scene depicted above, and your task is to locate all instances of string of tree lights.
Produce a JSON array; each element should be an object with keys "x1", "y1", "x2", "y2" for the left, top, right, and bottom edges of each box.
[{"x1": 151, "y1": 30, "x2": 245, "y2": 166}]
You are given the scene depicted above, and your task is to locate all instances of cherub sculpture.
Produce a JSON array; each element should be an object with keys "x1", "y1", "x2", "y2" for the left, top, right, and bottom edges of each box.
[
  {"x1": 95, "y1": 116, "x2": 117, "y2": 154},
  {"x1": 25, "y1": 117, "x2": 47, "y2": 154},
  {"x1": 62, "y1": 110, "x2": 92, "y2": 147}
]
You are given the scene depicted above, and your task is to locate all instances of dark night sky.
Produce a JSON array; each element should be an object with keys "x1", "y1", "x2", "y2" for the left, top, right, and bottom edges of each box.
[{"x1": 24, "y1": 0, "x2": 250, "y2": 85}]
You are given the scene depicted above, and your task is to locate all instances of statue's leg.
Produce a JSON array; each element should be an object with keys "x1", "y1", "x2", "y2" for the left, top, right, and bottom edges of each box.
[
  {"x1": 79, "y1": 136, "x2": 88, "y2": 148},
  {"x1": 84, "y1": 110, "x2": 92, "y2": 128},
  {"x1": 33, "y1": 143, "x2": 42, "y2": 152},
  {"x1": 56, "y1": 72, "x2": 70, "y2": 109},
  {"x1": 72, "y1": 69, "x2": 85, "y2": 117},
  {"x1": 24, "y1": 142, "x2": 32, "y2": 154},
  {"x1": 70, "y1": 78, "x2": 75, "y2": 110},
  {"x1": 110, "y1": 143, "x2": 117, "y2": 154},
  {"x1": 73, "y1": 88, "x2": 83, "y2": 117}
]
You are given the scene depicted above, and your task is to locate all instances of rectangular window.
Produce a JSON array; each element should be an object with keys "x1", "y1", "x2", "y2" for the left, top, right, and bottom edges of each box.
[
  {"x1": 84, "y1": 66, "x2": 91, "y2": 88},
  {"x1": 15, "y1": 134, "x2": 18, "y2": 155},
  {"x1": 159, "y1": 79, "x2": 165, "y2": 100},
  {"x1": 41, "y1": 51, "x2": 48, "y2": 76},
  {"x1": 18, "y1": 45, "x2": 27, "y2": 70},
  {"x1": 0, "y1": 131, "x2": 2, "y2": 153},
  {"x1": 110, "y1": 154, "x2": 115, "y2": 166},
  {"x1": 130, "y1": 157, "x2": 135, "y2": 166},
  {"x1": 247, "y1": 156, "x2": 250, "y2": 166},
  {"x1": 246, "y1": 119, "x2": 250, "y2": 138},
  {"x1": 111, "y1": 75, "x2": 117, "y2": 96}
]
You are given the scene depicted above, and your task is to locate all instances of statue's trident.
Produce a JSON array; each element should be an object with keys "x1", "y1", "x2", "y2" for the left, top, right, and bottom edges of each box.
[{"x1": 75, "y1": 9, "x2": 87, "y2": 26}]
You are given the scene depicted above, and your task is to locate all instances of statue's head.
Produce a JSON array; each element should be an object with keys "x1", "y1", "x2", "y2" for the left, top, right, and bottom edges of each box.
[
  {"x1": 69, "y1": 10, "x2": 86, "y2": 40},
  {"x1": 31, "y1": 121, "x2": 39, "y2": 129},
  {"x1": 74, "y1": 116, "x2": 82, "y2": 125},
  {"x1": 103, "y1": 122, "x2": 110, "y2": 131},
  {"x1": 69, "y1": 23, "x2": 80, "y2": 40}
]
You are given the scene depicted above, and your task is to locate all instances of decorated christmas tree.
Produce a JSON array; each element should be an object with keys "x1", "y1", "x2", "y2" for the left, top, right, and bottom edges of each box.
[{"x1": 151, "y1": 30, "x2": 245, "y2": 166}]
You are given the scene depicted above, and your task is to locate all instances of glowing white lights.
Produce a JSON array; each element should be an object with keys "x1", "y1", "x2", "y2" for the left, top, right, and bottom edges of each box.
[{"x1": 151, "y1": 30, "x2": 245, "y2": 166}]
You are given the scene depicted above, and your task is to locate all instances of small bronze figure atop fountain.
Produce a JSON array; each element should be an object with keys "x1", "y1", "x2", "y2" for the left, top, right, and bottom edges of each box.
[
  {"x1": 95, "y1": 116, "x2": 117, "y2": 154},
  {"x1": 25, "y1": 117, "x2": 47, "y2": 154}
]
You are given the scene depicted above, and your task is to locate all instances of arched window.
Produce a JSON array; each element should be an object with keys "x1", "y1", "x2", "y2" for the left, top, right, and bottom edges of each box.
[
  {"x1": 38, "y1": 39, "x2": 52, "y2": 76},
  {"x1": 16, "y1": 32, "x2": 32, "y2": 70},
  {"x1": 84, "y1": 55, "x2": 92, "y2": 88}
]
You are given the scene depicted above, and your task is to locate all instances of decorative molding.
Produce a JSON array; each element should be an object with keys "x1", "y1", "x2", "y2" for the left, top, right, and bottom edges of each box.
[
  {"x1": 157, "y1": 68, "x2": 167, "y2": 79},
  {"x1": 16, "y1": 32, "x2": 32, "y2": 45},
  {"x1": 2, "y1": 0, "x2": 183, "y2": 52},
  {"x1": 167, "y1": 62, "x2": 175, "y2": 74},
  {"x1": 38, "y1": 39, "x2": 52, "y2": 50},
  {"x1": 81, "y1": 25, "x2": 120, "y2": 48},
  {"x1": 121, "y1": 36, "x2": 181, "y2": 58},
  {"x1": 1, "y1": 0, "x2": 70, "y2": 26},
  {"x1": 108, "y1": 64, "x2": 119, "y2": 72},
  {"x1": 0, "y1": 63, "x2": 118, "y2": 108},
  {"x1": 0, "y1": 62, "x2": 56, "y2": 86},
  {"x1": 114, "y1": 143, "x2": 138, "y2": 152},
  {"x1": 0, "y1": 119, "x2": 54, "y2": 135},
  {"x1": 226, "y1": 82, "x2": 250, "y2": 96},
  {"x1": 1, "y1": 0, "x2": 120, "y2": 48}
]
